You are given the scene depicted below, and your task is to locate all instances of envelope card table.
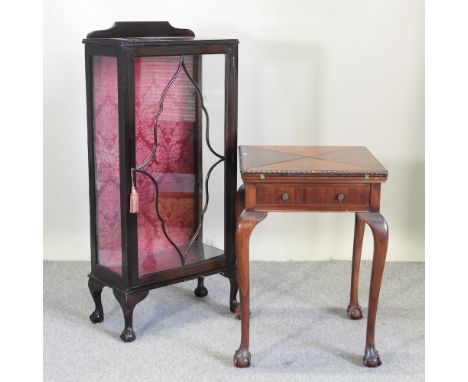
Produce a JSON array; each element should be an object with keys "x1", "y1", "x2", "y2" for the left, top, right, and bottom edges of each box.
[{"x1": 233, "y1": 145, "x2": 389, "y2": 368}]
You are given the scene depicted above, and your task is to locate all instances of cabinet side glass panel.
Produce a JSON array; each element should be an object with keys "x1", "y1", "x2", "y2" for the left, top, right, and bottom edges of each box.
[
  {"x1": 201, "y1": 54, "x2": 225, "y2": 255},
  {"x1": 92, "y1": 55, "x2": 122, "y2": 275}
]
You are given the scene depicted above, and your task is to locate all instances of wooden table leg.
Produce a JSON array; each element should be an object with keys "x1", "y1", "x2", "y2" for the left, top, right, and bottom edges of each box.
[
  {"x1": 234, "y1": 209, "x2": 267, "y2": 368},
  {"x1": 236, "y1": 185, "x2": 245, "y2": 224},
  {"x1": 358, "y1": 212, "x2": 389, "y2": 367},
  {"x1": 347, "y1": 213, "x2": 365, "y2": 320}
]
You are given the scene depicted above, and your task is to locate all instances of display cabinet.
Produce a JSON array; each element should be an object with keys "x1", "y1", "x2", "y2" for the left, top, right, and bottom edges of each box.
[{"x1": 83, "y1": 22, "x2": 239, "y2": 341}]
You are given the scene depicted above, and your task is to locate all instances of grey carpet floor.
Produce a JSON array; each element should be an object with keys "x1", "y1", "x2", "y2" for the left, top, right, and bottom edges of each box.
[{"x1": 44, "y1": 261, "x2": 424, "y2": 382}]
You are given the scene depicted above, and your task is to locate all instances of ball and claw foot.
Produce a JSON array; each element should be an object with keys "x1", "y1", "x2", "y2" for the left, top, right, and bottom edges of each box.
[
  {"x1": 347, "y1": 305, "x2": 363, "y2": 320},
  {"x1": 363, "y1": 347, "x2": 381, "y2": 367},
  {"x1": 89, "y1": 309, "x2": 104, "y2": 324},
  {"x1": 194, "y1": 285, "x2": 208, "y2": 297},
  {"x1": 234, "y1": 348, "x2": 251, "y2": 368},
  {"x1": 230, "y1": 299, "x2": 239, "y2": 313},
  {"x1": 194, "y1": 277, "x2": 208, "y2": 297},
  {"x1": 120, "y1": 327, "x2": 136, "y2": 342}
]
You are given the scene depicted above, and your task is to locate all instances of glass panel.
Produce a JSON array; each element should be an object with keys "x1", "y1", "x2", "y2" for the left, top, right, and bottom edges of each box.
[
  {"x1": 201, "y1": 54, "x2": 225, "y2": 252},
  {"x1": 135, "y1": 55, "x2": 224, "y2": 276},
  {"x1": 93, "y1": 56, "x2": 122, "y2": 275}
]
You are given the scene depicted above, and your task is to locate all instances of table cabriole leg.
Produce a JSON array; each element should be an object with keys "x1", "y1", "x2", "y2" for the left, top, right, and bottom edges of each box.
[
  {"x1": 234, "y1": 209, "x2": 267, "y2": 368},
  {"x1": 113, "y1": 289, "x2": 149, "y2": 342},
  {"x1": 236, "y1": 185, "x2": 245, "y2": 223},
  {"x1": 358, "y1": 212, "x2": 389, "y2": 367},
  {"x1": 347, "y1": 213, "x2": 365, "y2": 320}
]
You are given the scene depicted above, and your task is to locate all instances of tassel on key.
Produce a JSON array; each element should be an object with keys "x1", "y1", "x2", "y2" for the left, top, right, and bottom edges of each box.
[{"x1": 130, "y1": 169, "x2": 139, "y2": 214}]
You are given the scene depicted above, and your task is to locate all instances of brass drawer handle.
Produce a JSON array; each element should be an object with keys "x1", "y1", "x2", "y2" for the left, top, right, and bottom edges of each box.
[
  {"x1": 282, "y1": 192, "x2": 289, "y2": 201},
  {"x1": 337, "y1": 193, "x2": 345, "y2": 203}
]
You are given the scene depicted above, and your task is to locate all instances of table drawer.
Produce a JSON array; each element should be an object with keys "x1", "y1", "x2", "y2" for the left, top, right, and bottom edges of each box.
[{"x1": 255, "y1": 184, "x2": 371, "y2": 211}]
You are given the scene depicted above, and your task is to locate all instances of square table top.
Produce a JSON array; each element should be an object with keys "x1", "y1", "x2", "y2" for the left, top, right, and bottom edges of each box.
[{"x1": 239, "y1": 146, "x2": 388, "y2": 178}]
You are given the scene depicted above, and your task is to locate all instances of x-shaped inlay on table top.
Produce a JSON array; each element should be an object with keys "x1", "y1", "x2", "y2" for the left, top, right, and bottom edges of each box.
[{"x1": 239, "y1": 145, "x2": 388, "y2": 176}]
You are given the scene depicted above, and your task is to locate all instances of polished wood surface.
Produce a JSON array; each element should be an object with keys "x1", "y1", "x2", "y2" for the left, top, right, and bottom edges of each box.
[
  {"x1": 240, "y1": 145, "x2": 387, "y2": 177},
  {"x1": 254, "y1": 183, "x2": 371, "y2": 211},
  {"x1": 234, "y1": 209, "x2": 267, "y2": 368},
  {"x1": 234, "y1": 145, "x2": 389, "y2": 368},
  {"x1": 86, "y1": 21, "x2": 195, "y2": 39},
  {"x1": 83, "y1": 22, "x2": 238, "y2": 48},
  {"x1": 356, "y1": 212, "x2": 389, "y2": 367}
]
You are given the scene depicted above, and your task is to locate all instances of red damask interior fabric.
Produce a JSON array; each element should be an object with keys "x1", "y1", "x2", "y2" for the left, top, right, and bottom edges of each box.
[
  {"x1": 93, "y1": 56, "x2": 122, "y2": 275},
  {"x1": 93, "y1": 55, "x2": 198, "y2": 276},
  {"x1": 135, "y1": 56, "x2": 197, "y2": 275}
]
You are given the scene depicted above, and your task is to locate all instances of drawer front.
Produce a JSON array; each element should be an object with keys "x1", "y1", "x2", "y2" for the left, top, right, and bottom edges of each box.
[{"x1": 255, "y1": 184, "x2": 371, "y2": 211}]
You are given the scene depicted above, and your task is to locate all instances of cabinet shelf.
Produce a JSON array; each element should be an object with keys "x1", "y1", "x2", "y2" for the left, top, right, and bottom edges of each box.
[{"x1": 139, "y1": 241, "x2": 224, "y2": 276}]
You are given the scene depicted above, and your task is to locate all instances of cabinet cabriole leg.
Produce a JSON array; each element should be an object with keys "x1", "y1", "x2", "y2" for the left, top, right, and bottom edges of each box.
[{"x1": 113, "y1": 289, "x2": 149, "y2": 342}]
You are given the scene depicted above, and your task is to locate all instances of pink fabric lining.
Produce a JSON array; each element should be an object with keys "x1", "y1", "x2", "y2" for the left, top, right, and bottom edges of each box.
[
  {"x1": 135, "y1": 56, "x2": 197, "y2": 276},
  {"x1": 93, "y1": 55, "x2": 199, "y2": 276},
  {"x1": 93, "y1": 56, "x2": 122, "y2": 275}
]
